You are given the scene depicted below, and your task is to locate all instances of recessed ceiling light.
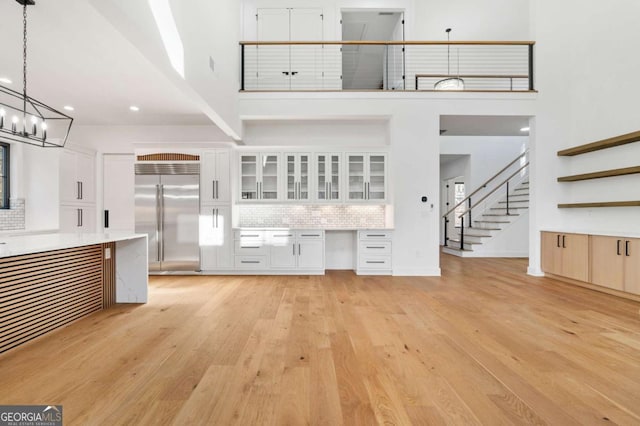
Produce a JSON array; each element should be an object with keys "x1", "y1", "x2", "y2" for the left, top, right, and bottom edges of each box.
[
  {"x1": 63, "y1": 105, "x2": 74, "y2": 111},
  {"x1": 0, "y1": 77, "x2": 12, "y2": 84},
  {"x1": 129, "y1": 106, "x2": 140, "y2": 112},
  {"x1": 520, "y1": 127, "x2": 530, "y2": 132}
]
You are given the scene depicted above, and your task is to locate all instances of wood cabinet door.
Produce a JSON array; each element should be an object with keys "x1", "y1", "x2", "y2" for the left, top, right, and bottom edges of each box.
[
  {"x1": 561, "y1": 233, "x2": 589, "y2": 282},
  {"x1": 590, "y1": 235, "x2": 625, "y2": 290},
  {"x1": 541, "y1": 232, "x2": 562, "y2": 275},
  {"x1": 624, "y1": 238, "x2": 640, "y2": 295}
]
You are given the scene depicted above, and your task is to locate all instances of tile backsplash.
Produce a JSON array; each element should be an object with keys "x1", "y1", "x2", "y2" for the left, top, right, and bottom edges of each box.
[
  {"x1": 238, "y1": 204, "x2": 387, "y2": 228},
  {"x1": 0, "y1": 199, "x2": 25, "y2": 231}
]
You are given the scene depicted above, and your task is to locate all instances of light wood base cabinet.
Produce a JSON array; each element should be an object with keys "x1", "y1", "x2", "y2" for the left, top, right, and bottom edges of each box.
[{"x1": 542, "y1": 231, "x2": 640, "y2": 299}]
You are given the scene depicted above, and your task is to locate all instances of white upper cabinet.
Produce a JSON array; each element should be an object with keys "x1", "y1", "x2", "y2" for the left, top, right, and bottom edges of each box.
[
  {"x1": 347, "y1": 153, "x2": 387, "y2": 203},
  {"x1": 239, "y1": 153, "x2": 281, "y2": 201},
  {"x1": 284, "y1": 153, "x2": 311, "y2": 201},
  {"x1": 60, "y1": 149, "x2": 95, "y2": 205},
  {"x1": 201, "y1": 150, "x2": 230, "y2": 204},
  {"x1": 315, "y1": 153, "x2": 341, "y2": 202}
]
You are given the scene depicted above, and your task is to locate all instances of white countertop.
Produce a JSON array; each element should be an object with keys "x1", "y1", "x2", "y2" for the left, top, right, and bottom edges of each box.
[
  {"x1": 541, "y1": 229, "x2": 640, "y2": 239},
  {"x1": 0, "y1": 232, "x2": 147, "y2": 259}
]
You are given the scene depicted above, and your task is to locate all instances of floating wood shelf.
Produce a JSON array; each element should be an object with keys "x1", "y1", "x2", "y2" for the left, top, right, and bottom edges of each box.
[
  {"x1": 557, "y1": 166, "x2": 640, "y2": 182},
  {"x1": 558, "y1": 130, "x2": 640, "y2": 156},
  {"x1": 558, "y1": 201, "x2": 640, "y2": 208}
]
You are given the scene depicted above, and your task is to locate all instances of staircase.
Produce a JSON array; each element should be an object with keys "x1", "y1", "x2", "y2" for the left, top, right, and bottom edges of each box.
[{"x1": 442, "y1": 151, "x2": 530, "y2": 258}]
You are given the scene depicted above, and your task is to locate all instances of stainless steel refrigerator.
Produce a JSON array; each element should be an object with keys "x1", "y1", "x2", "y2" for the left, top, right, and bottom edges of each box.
[{"x1": 135, "y1": 163, "x2": 200, "y2": 272}]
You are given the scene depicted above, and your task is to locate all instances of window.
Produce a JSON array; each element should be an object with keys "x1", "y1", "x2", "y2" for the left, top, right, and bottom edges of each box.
[
  {"x1": 453, "y1": 182, "x2": 465, "y2": 227},
  {"x1": 0, "y1": 143, "x2": 9, "y2": 209}
]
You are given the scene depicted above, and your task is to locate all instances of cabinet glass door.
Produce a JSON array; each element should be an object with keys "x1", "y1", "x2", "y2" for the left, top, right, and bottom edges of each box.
[
  {"x1": 317, "y1": 154, "x2": 328, "y2": 200},
  {"x1": 368, "y1": 155, "x2": 386, "y2": 200},
  {"x1": 348, "y1": 155, "x2": 365, "y2": 200},
  {"x1": 240, "y1": 155, "x2": 258, "y2": 200},
  {"x1": 330, "y1": 154, "x2": 340, "y2": 200},
  {"x1": 286, "y1": 154, "x2": 296, "y2": 200},
  {"x1": 299, "y1": 154, "x2": 309, "y2": 200},
  {"x1": 261, "y1": 154, "x2": 279, "y2": 200}
]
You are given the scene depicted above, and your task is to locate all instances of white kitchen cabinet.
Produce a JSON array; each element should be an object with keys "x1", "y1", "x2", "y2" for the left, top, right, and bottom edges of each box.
[
  {"x1": 269, "y1": 230, "x2": 297, "y2": 268},
  {"x1": 347, "y1": 153, "x2": 387, "y2": 202},
  {"x1": 200, "y1": 205, "x2": 233, "y2": 270},
  {"x1": 60, "y1": 205, "x2": 96, "y2": 233},
  {"x1": 298, "y1": 239, "x2": 324, "y2": 269},
  {"x1": 284, "y1": 153, "x2": 311, "y2": 201},
  {"x1": 356, "y1": 230, "x2": 393, "y2": 275},
  {"x1": 103, "y1": 154, "x2": 135, "y2": 232},
  {"x1": 239, "y1": 153, "x2": 280, "y2": 201},
  {"x1": 315, "y1": 153, "x2": 341, "y2": 202},
  {"x1": 60, "y1": 149, "x2": 95, "y2": 204},
  {"x1": 201, "y1": 150, "x2": 230, "y2": 204}
]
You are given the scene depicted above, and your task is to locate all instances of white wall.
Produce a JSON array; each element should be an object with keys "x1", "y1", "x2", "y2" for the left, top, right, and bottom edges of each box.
[
  {"x1": 22, "y1": 145, "x2": 60, "y2": 231},
  {"x1": 243, "y1": 120, "x2": 389, "y2": 146},
  {"x1": 528, "y1": 0, "x2": 640, "y2": 275},
  {"x1": 440, "y1": 136, "x2": 527, "y2": 190},
  {"x1": 239, "y1": 92, "x2": 537, "y2": 275}
]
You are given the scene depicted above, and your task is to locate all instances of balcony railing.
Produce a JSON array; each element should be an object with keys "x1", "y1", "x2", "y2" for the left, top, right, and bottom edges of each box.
[{"x1": 240, "y1": 40, "x2": 535, "y2": 92}]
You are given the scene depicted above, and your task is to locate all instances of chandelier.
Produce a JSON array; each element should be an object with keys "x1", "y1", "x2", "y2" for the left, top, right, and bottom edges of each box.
[
  {"x1": 0, "y1": 0, "x2": 73, "y2": 148},
  {"x1": 434, "y1": 28, "x2": 465, "y2": 91}
]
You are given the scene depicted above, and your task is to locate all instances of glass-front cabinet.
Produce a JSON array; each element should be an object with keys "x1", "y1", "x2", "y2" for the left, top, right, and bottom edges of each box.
[
  {"x1": 240, "y1": 153, "x2": 281, "y2": 201},
  {"x1": 347, "y1": 153, "x2": 387, "y2": 202},
  {"x1": 285, "y1": 153, "x2": 311, "y2": 201},
  {"x1": 316, "y1": 153, "x2": 341, "y2": 202}
]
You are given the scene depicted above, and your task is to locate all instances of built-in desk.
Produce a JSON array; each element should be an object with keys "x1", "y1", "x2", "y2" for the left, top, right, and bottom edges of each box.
[{"x1": 0, "y1": 233, "x2": 148, "y2": 354}]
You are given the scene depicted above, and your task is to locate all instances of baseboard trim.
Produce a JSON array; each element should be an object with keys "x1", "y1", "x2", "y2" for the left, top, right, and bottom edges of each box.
[
  {"x1": 527, "y1": 266, "x2": 544, "y2": 277},
  {"x1": 545, "y1": 273, "x2": 640, "y2": 302}
]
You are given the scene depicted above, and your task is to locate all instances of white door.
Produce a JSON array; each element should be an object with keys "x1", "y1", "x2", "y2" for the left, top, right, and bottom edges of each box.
[
  {"x1": 60, "y1": 150, "x2": 78, "y2": 204},
  {"x1": 260, "y1": 154, "x2": 280, "y2": 200},
  {"x1": 103, "y1": 154, "x2": 135, "y2": 232},
  {"x1": 347, "y1": 154, "x2": 366, "y2": 201},
  {"x1": 60, "y1": 205, "x2": 81, "y2": 232},
  {"x1": 257, "y1": 8, "x2": 291, "y2": 89},
  {"x1": 215, "y1": 150, "x2": 231, "y2": 203},
  {"x1": 240, "y1": 154, "x2": 259, "y2": 200},
  {"x1": 290, "y1": 9, "x2": 323, "y2": 90},
  {"x1": 285, "y1": 153, "x2": 311, "y2": 201},
  {"x1": 298, "y1": 240, "x2": 324, "y2": 269},
  {"x1": 367, "y1": 154, "x2": 387, "y2": 201},
  {"x1": 200, "y1": 152, "x2": 217, "y2": 204},
  {"x1": 270, "y1": 240, "x2": 297, "y2": 268},
  {"x1": 76, "y1": 153, "x2": 95, "y2": 203},
  {"x1": 200, "y1": 205, "x2": 233, "y2": 270},
  {"x1": 316, "y1": 153, "x2": 341, "y2": 202}
]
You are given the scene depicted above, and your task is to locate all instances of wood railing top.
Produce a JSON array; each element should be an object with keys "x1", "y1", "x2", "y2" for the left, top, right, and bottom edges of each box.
[
  {"x1": 416, "y1": 74, "x2": 529, "y2": 79},
  {"x1": 557, "y1": 166, "x2": 640, "y2": 182},
  {"x1": 557, "y1": 130, "x2": 640, "y2": 156},
  {"x1": 240, "y1": 40, "x2": 536, "y2": 46},
  {"x1": 558, "y1": 201, "x2": 640, "y2": 208}
]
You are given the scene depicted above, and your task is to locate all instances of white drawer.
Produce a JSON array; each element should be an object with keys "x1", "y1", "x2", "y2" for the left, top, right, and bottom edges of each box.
[
  {"x1": 359, "y1": 241, "x2": 392, "y2": 255},
  {"x1": 295, "y1": 230, "x2": 324, "y2": 240},
  {"x1": 266, "y1": 230, "x2": 295, "y2": 242},
  {"x1": 234, "y1": 240, "x2": 267, "y2": 255},
  {"x1": 359, "y1": 230, "x2": 392, "y2": 240},
  {"x1": 235, "y1": 256, "x2": 267, "y2": 269},
  {"x1": 358, "y1": 255, "x2": 392, "y2": 270},
  {"x1": 234, "y1": 230, "x2": 265, "y2": 240}
]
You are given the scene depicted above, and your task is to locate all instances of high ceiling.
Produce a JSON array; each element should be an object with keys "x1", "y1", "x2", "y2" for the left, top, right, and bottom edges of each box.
[
  {"x1": 440, "y1": 115, "x2": 531, "y2": 136},
  {"x1": 0, "y1": 0, "x2": 219, "y2": 129}
]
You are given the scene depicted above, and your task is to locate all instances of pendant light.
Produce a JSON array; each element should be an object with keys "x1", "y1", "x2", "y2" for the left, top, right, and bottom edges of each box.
[
  {"x1": 0, "y1": 0, "x2": 73, "y2": 148},
  {"x1": 434, "y1": 28, "x2": 465, "y2": 91}
]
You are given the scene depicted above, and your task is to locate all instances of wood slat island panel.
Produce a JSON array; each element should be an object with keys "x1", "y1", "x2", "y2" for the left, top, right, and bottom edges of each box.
[{"x1": 0, "y1": 244, "x2": 113, "y2": 354}]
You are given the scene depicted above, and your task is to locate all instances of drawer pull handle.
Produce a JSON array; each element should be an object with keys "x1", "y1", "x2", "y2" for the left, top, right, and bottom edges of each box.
[
  {"x1": 241, "y1": 260, "x2": 261, "y2": 264},
  {"x1": 366, "y1": 261, "x2": 386, "y2": 264},
  {"x1": 241, "y1": 246, "x2": 261, "y2": 249},
  {"x1": 274, "y1": 234, "x2": 293, "y2": 237},
  {"x1": 301, "y1": 234, "x2": 320, "y2": 237},
  {"x1": 366, "y1": 234, "x2": 386, "y2": 237},
  {"x1": 366, "y1": 246, "x2": 385, "y2": 249},
  {"x1": 241, "y1": 234, "x2": 260, "y2": 238}
]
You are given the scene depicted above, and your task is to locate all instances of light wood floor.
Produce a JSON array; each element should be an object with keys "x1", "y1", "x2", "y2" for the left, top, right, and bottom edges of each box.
[{"x1": 2, "y1": 254, "x2": 640, "y2": 425}]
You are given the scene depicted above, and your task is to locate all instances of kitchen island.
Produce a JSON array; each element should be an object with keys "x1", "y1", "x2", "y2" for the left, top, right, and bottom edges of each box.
[{"x1": 0, "y1": 232, "x2": 148, "y2": 354}]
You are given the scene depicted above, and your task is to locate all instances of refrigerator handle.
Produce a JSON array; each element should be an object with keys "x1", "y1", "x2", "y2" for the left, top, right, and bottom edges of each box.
[
  {"x1": 216, "y1": 180, "x2": 219, "y2": 199},
  {"x1": 212, "y1": 208, "x2": 216, "y2": 228},
  {"x1": 160, "y1": 184, "x2": 165, "y2": 261},
  {"x1": 216, "y1": 208, "x2": 219, "y2": 228},
  {"x1": 213, "y1": 180, "x2": 216, "y2": 200}
]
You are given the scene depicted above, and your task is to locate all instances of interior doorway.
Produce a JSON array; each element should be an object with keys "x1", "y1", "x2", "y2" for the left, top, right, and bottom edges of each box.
[{"x1": 341, "y1": 10, "x2": 404, "y2": 90}]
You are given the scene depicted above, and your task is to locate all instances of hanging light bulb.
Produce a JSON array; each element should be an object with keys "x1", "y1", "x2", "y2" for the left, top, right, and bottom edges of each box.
[
  {"x1": 0, "y1": 108, "x2": 5, "y2": 129},
  {"x1": 11, "y1": 116, "x2": 18, "y2": 133},
  {"x1": 41, "y1": 121, "x2": 47, "y2": 141},
  {"x1": 30, "y1": 115, "x2": 38, "y2": 135}
]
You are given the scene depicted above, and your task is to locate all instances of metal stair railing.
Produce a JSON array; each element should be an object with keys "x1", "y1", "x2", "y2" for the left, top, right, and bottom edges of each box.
[{"x1": 443, "y1": 150, "x2": 529, "y2": 250}]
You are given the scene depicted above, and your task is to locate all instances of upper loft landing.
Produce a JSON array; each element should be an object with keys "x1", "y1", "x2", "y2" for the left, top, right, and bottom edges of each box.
[{"x1": 239, "y1": 40, "x2": 536, "y2": 94}]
